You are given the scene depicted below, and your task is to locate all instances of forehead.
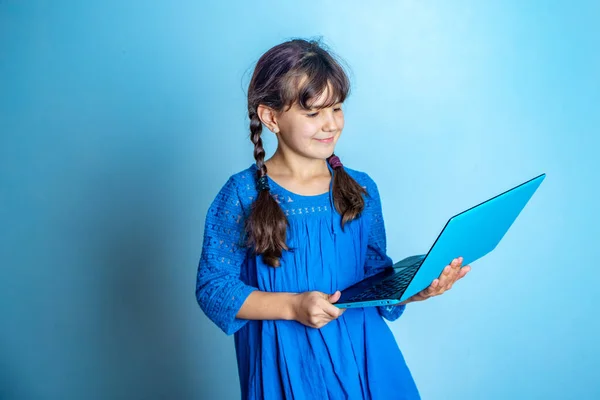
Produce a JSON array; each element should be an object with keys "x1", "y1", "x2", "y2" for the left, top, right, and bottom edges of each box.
[
  {"x1": 309, "y1": 85, "x2": 340, "y2": 108},
  {"x1": 289, "y1": 71, "x2": 341, "y2": 104},
  {"x1": 287, "y1": 84, "x2": 341, "y2": 112}
]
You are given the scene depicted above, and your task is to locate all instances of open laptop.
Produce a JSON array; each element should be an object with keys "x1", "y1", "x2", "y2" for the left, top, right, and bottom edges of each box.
[{"x1": 335, "y1": 173, "x2": 546, "y2": 309}]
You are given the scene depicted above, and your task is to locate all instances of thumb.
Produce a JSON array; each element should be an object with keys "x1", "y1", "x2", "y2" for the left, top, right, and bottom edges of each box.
[{"x1": 328, "y1": 290, "x2": 341, "y2": 303}]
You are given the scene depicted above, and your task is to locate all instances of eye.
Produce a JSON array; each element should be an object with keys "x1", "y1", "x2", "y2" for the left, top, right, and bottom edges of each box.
[
  {"x1": 306, "y1": 112, "x2": 319, "y2": 118},
  {"x1": 334, "y1": 107, "x2": 342, "y2": 112}
]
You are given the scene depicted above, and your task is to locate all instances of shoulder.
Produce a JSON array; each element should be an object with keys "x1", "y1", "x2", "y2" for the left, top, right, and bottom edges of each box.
[
  {"x1": 223, "y1": 164, "x2": 257, "y2": 193},
  {"x1": 210, "y1": 164, "x2": 258, "y2": 213},
  {"x1": 342, "y1": 166, "x2": 379, "y2": 195}
]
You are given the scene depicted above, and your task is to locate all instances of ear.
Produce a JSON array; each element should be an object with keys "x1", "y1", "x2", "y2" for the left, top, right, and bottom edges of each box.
[{"x1": 257, "y1": 104, "x2": 280, "y2": 134}]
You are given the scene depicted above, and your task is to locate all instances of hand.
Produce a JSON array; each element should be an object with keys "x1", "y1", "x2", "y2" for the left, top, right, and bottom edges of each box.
[
  {"x1": 292, "y1": 290, "x2": 346, "y2": 329},
  {"x1": 400, "y1": 257, "x2": 471, "y2": 305}
]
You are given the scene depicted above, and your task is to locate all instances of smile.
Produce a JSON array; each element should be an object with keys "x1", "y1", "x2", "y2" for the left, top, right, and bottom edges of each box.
[{"x1": 315, "y1": 137, "x2": 334, "y2": 144}]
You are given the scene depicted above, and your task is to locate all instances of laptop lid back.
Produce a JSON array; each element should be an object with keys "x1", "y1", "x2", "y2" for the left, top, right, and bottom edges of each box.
[{"x1": 399, "y1": 173, "x2": 546, "y2": 303}]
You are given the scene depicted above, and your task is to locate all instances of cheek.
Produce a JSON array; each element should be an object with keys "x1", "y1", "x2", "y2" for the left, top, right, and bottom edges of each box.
[
  {"x1": 298, "y1": 121, "x2": 320, "y2": 140},
  {"x1": 285, "y1": 127, "x2": 314, "y2": 149},
  {"x1": 337, "y1": 114, "x2": 345, "y2": 130}
]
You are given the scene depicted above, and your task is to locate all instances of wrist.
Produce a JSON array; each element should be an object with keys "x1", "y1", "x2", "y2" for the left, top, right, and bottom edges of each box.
[{"x1": 285, "y1": 293, "x2": 300, "y2": 321}]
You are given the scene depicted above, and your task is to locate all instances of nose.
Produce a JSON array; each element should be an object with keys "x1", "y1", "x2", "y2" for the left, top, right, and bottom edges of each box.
[{"x1": 322, "y1": 110, "x2": 339, "y2": 132}]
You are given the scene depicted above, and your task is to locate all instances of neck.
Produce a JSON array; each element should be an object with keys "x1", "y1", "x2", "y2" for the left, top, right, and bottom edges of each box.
[{"x1": 266, "y1": 149, "x2": 329, "y2": 180}]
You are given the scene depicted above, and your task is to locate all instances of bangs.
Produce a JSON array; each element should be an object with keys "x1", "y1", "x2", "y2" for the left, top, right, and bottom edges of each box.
[{"x1": 280, "y1": 52, "x2": 350, "y2": 111}]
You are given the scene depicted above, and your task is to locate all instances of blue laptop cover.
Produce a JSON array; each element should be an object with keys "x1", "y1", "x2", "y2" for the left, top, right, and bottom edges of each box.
[{"x1": 398, "y1": 173, "x2": 546, "y2": 303}]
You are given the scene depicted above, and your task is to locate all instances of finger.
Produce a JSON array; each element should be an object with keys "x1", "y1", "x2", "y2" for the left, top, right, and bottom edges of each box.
[
  {"x1": 457, "y1": 265, "x2": 471, "y2": 279},
  {"x1": 323, "y1": 302, "x2": 343, "y2": 319},
  {"x1": 450, "y1": 258, "x2": 462, "y2": 270},
  {"x1": 429, "y1": 279, "x2": 441, "y2": 292},
  {"x1": 411, "y1": 293, "x2": 427, "y2": 302},
  {"x1": 413, "y1": 289, "x2": 430, "y2": 302},
  {"x1": 442, "y1": 265, "x2": 452, "y2": 276},
  {"x1": 446, "y1": 266, "x2": 469, "y2": 289},
  {"x1": 426, "y1": 280, "x2": 439, "y2": 296},
  {"x1": 437, "y1": 266, "x2": 453, "y2": 287},
  {"x1": 308, "y1": 314, "x2": 324, "y2": 328},
  {"x1": 447, "y1": 264, "x2": 460, "y2": 279},
  {"x1": 435, "y1": 275, "x2": 448, "y2": 293},
  {"x1": 450, "y1": 257, "x2": 464, "y2": 275},
  {"x1": 328, "y1": 290, "x2": 342, "y2": 303},
  {"x1": 314, "y1": 318, "x2": 327, "y2": 329},
  {"x1": 417, "y1": 278, "x2": 443, "y2": 299},
  {"x1": 450, "y1": 262, "x2": 462, "y2": 280},
  {"x1": 410, "y1": 291, "x2": 428, "y2": 302},
  {"x1": 436, "y1": 266, "x2": 450, "y2": 285}
]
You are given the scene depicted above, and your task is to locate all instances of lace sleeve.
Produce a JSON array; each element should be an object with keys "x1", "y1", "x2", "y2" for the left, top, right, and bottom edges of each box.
[
  {"x1": 363, "y1": 175, "x2": 406, "y2": 322},
  {"x1": 196, "y1": 176, "x2": 258, "y2": 335}
]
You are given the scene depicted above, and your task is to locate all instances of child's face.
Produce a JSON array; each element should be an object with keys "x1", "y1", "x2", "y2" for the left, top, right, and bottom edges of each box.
[{"x1": 274, "y1": 88, "x2": 344, "y2": 161}]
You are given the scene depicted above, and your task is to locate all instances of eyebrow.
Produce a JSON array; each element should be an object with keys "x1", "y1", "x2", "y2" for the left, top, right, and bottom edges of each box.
[{"x1": 307, "y1": 101, "x2": 342, "y2": 110}]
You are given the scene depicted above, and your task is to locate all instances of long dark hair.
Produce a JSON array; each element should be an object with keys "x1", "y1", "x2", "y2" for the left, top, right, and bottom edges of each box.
[{"x1": 245, "y1": 38, "x2": 367, "y2": 267}]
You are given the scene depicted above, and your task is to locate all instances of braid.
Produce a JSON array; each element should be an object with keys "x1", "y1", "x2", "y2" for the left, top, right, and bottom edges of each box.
[
  {"x1": 328, "y1": 154, "x2": 367, "y2": 229},
  {"x1": 245, "y1": 112, "x2": 288, "y2": 267},
  {"x1": 250, "y1": 113, "x2": 267, "y2": 177}
]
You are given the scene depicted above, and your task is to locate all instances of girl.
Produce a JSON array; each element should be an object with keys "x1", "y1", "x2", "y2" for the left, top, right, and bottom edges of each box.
[{"x1": 196, "y1": 38, "x2": 470, "y2": 400}]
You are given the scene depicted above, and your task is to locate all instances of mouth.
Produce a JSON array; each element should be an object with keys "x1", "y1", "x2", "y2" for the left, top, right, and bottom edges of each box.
[{"x1": 315, "y1": 137, "x2": 334, "y2": 144}]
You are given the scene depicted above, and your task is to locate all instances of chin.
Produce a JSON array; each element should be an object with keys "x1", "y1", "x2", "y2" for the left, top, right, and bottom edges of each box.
[
  {"x1": 308, "y1": 141, "x2": 339, "y2": 160},
  {"x1": 308, "y1": 150, "x2": 335, "y2": 161},
  {"x1": 319, "y1": 146, "x2": 335, "y2": 160}
]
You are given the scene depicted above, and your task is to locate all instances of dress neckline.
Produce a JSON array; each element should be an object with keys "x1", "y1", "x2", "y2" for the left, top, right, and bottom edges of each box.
[{"x1": 250, "y1": 163, "x2": 333, "y2": 199}]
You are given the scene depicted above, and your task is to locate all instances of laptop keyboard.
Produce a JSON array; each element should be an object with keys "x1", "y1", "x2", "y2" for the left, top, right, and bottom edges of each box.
[{"x1": 348, "y1": 262, "x2": 421, "y2": 302}]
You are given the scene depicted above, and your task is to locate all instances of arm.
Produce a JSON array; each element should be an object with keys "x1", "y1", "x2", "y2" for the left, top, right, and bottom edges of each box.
[
  {"x1": 196, "y1": 177, "x2": 341, "y2": 333},
  {"x1": 237, "y1": 290, "x2": 344, "y2": 330},
  {"x1": 237, "y1": 291, "x2": 297, "y2": 321},
  {"x1": 363, "y1": 175, "x2": 406, "y2": 321},
  {"x1": 196, "y1": 176, "x2": 260, "y2": 335}
]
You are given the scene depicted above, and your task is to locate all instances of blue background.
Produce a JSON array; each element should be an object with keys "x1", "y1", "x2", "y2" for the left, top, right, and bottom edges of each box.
[{"x1": 1, "y1": 1, "x2": 598, "y2": 399}]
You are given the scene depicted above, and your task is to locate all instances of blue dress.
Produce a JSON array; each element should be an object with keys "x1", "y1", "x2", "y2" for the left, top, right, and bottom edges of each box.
[{"x1": 196, "y1": 163, "x2": 420, "y2": 399}]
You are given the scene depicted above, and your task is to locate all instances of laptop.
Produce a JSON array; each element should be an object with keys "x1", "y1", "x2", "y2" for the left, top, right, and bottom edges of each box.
[{"x1": 335, "y1": 173, "x2": 546, "y2": 309}]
